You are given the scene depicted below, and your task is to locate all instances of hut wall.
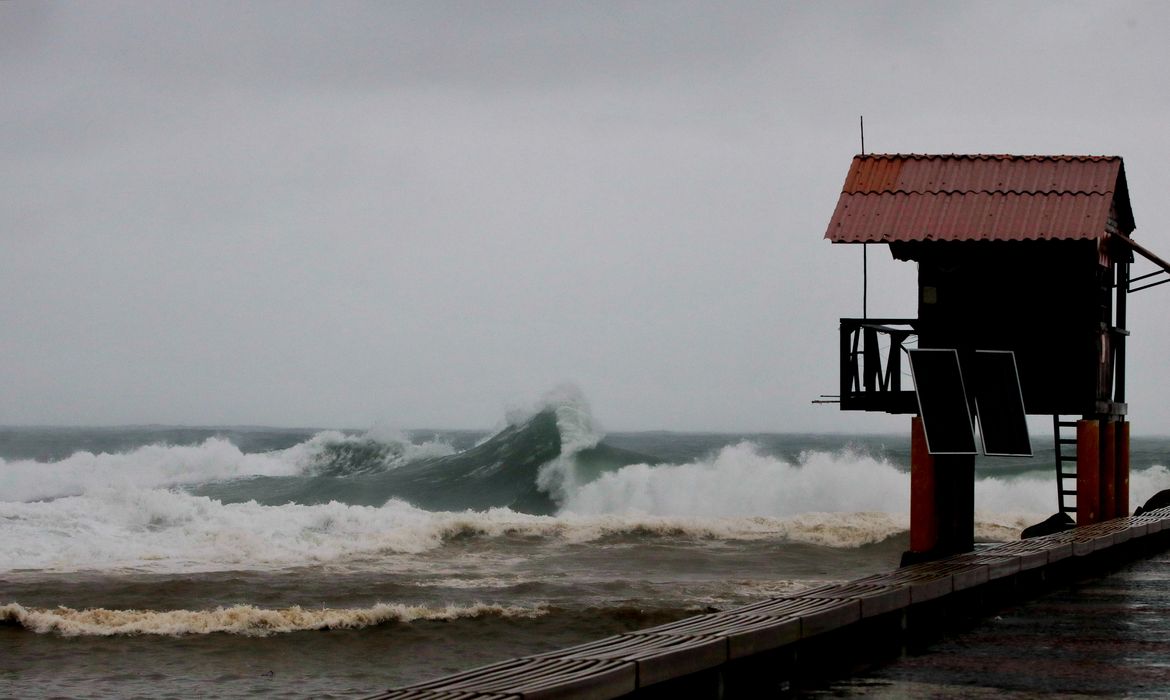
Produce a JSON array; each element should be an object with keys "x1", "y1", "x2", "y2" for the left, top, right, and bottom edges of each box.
[{"x1": 907, "y1": 240, "x2": 1111, "y2": 416}]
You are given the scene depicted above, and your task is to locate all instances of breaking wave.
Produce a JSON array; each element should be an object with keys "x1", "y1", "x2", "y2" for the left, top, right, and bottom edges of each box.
[
  {"x1": 561, "y1": 443, "x2": 908, "y2": 516},
  {"x1": 0, "y1": 430, "x2": 456, "y2": 503},
  {"x1": 3, "y1": 386, "x2": 1169, "y2": 575},
  {"x1": 0, "y1": 438, "x2": 299, "y2": 503},
  {"x1": 0, "y1": 484, "x2": 1104, "y2": 574},
  {"x1": 0, "y1": 601, "x2": 546, "y2": 637},
  {"x1": 0, "y1": 489, "x2": 914, "y2": 573}
]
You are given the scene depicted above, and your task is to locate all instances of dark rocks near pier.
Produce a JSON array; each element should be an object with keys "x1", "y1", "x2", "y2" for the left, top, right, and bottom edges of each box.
[
  {"x1": 1021, "y1": 512, "x2": 1075, "y2": 539},
  {"x1": 1134, "y1": 489, "x2": 1170, "y2": 516}
]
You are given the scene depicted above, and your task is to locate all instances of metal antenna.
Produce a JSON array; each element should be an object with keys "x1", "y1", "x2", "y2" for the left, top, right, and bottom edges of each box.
[
  {"x1": 863, "y1": 243, "x2": 868, "y2": 318},
  {"x1": 860, "y1": 115, "x2": 868, "y2": 318}
]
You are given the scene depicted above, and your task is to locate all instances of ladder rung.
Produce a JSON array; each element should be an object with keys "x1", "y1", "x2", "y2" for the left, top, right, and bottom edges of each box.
[{"x1": 1055, "y1": 415, "x2": 1080, "y2": 516}]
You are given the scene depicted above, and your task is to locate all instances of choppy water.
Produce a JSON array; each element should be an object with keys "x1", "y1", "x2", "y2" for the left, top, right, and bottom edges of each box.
[{"x1": 3, "y1": 390, "x2": 1169, "y2": 698}]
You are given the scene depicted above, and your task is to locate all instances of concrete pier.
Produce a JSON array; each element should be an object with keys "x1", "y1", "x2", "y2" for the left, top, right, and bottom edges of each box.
[{"x1": 364, "y1": 508, "x2": 1170, "y2": 699}]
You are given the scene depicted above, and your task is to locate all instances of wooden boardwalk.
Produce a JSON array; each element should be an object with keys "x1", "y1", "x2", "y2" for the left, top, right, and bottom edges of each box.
[
  {"x1": 364, "y1": 509, "x2": 1170, "y2": 699},
  {"x1": 817, "y1": 538, "x2": 1170, "y2": 696}
]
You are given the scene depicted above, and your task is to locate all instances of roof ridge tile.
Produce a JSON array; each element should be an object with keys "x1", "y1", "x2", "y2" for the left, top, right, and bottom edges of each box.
[
  {"x1": 840, "y1": 190, "x2": 1114, "y2": 196},
  {"x1": 857, "y1": 153, "x2": 1120, "y2": 162}
]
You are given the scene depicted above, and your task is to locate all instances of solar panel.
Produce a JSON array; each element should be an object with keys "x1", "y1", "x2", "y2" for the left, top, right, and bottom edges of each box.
[
  {"x1": 908, "y1": 349, "x2": 977, "y2": 455},
  {"x1": 970, "y1": 350, "x2": 1032, "y2": 457}
]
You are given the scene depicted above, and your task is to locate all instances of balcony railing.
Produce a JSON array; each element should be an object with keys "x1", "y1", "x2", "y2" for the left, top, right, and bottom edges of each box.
[{"x1": 839, "y1": 318, "x2": 919, "y2": 413}]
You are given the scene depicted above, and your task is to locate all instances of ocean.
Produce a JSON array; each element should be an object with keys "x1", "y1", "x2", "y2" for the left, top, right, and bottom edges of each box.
[{"x1": 3, "y1": 391, "x2": 1170, "y2": 698}]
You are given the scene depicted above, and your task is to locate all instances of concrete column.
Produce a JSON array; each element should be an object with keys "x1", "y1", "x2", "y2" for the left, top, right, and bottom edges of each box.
[
  {"x1": 910, "y1": 417, "x2": 937, "y2": 553},
  {"x1": 1117, "y1": 421, "x2": 1131, "y2": 516},
  {"x1": 1077, "y1": 420, "x2": 1101, "y2": 526},
  {"x1": 910, "y1": 416, "x2": 975, "y2": 557},
  {"x1": 1101, "y1": 421, "x2": 1117, "y2": 521}
]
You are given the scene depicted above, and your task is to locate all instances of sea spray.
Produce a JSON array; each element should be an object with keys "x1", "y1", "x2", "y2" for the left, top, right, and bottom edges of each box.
[
  {"x1": 1131, "y1": 464, "x2": 1170, "y2": 506},
  {"x1": 521, "y1": 385, "x2": 604, "y2": 504}
]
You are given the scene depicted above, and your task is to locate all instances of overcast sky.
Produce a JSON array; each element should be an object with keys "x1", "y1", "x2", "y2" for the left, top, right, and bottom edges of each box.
[{"x1": 3, "y1": 1, "x2": 1170, "y2": 432}]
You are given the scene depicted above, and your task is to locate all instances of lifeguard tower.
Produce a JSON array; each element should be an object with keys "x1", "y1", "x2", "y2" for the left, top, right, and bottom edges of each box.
[{"x1": 824, "y1": 154, "x2": 1170, "y2": 560}]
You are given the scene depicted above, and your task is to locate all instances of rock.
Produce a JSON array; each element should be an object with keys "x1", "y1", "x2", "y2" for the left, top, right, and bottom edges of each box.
[
  {"x1": 1021, "y1": 512, "x2": 1075, "y2": 539},
  {"x1": 1134, "y1": 489, "x2": 1170, "y2": 516}
]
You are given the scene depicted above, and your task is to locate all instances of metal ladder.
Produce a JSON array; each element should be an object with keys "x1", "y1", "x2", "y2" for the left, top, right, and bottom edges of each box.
[{"x1": 1053, "y1": 416, "x2": 1078, "y2": 515}]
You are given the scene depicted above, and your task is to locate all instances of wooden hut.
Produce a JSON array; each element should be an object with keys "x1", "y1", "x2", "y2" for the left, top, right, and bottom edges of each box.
[{"x1": 825, "y1": 154, "x2": 1168, "y2": 559}]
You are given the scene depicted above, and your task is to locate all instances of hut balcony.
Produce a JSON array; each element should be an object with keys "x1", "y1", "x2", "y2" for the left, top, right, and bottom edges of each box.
[{"x1": 839, "y1": 317, "x2": 919, "y2": 413}]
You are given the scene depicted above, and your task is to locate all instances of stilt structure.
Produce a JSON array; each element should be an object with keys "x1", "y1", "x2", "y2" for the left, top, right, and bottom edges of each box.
[{"x1": 824, "y1": 154, "x2": 1168, "y2": 560}]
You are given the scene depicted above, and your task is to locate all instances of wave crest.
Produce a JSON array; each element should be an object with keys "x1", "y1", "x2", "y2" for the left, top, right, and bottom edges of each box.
[
  {"x1": 297, "y1": 430, "x2": 455, "y2": 477},
  {"x1": 0, "y1": 438, "x2": 300, "y2": 503},
  {"x1": 0, "y1": 429, "x2": 458, "y2": 503},
  {"x1": 491, "y1": 384, "x2": 606, "y2": 505},
  {"x1": 560, "y1": 442, "x2": 911, "y2": 516},
  {"x1": 0, "y1": 601, "x2": 546, "y2": 637}
]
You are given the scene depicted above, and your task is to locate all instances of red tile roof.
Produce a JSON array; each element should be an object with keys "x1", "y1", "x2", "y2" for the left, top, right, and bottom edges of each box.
[{"x1": 825, "y1": 154, "x2": 1134, "y2": 244}]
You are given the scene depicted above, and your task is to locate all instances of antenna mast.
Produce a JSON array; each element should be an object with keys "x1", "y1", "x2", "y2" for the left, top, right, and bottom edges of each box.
[{"x1": 860, "y1": 116, "x2": 868, "y2": 318}]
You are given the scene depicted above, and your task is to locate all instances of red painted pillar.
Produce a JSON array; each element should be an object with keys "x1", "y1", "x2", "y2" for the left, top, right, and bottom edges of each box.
[
  {"x1": 1101, "y1": 421, "x2": 1117, "y2": 521},
  {"x1": 1077, "y1": 419, "x2": 1101, "y2": 526},
  {"x1": 910, "y1": 416, "x2": 937, "y2": 553},
  {"x1": 1117, "y1": 421, "x2": 1131, "y2": 516}
]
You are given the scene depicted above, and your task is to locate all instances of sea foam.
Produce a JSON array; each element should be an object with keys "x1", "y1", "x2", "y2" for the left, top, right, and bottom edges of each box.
[
  {"x1": 556, "y1": 441, "x2": 1170, "y2": 543},
  {"x1": 0, "y1": 438, "x2": 299, "y2": 502},
  {"x1": 0, "y1": 601, "x2": 546, "y2": 637},
  {"x1": 0, "y1": 488, "x2": 917, "y2": 573},
  {"x1": 561, "y1": 442, "x2": 910, "y2": 516},
  {"x1": 4, "y1": 404, "x2": 1169, "y2": 575}
]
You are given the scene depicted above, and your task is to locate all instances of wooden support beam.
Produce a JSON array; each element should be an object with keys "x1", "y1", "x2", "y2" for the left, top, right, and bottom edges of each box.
[{"x1": 1113, "y1": 231, "x2": 1170, "y2": 276}]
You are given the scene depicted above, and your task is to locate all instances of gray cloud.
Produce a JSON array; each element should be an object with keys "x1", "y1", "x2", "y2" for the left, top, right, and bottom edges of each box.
[{"x1": 3, "y1": 1, "x2": 1170, "y2": 432}]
